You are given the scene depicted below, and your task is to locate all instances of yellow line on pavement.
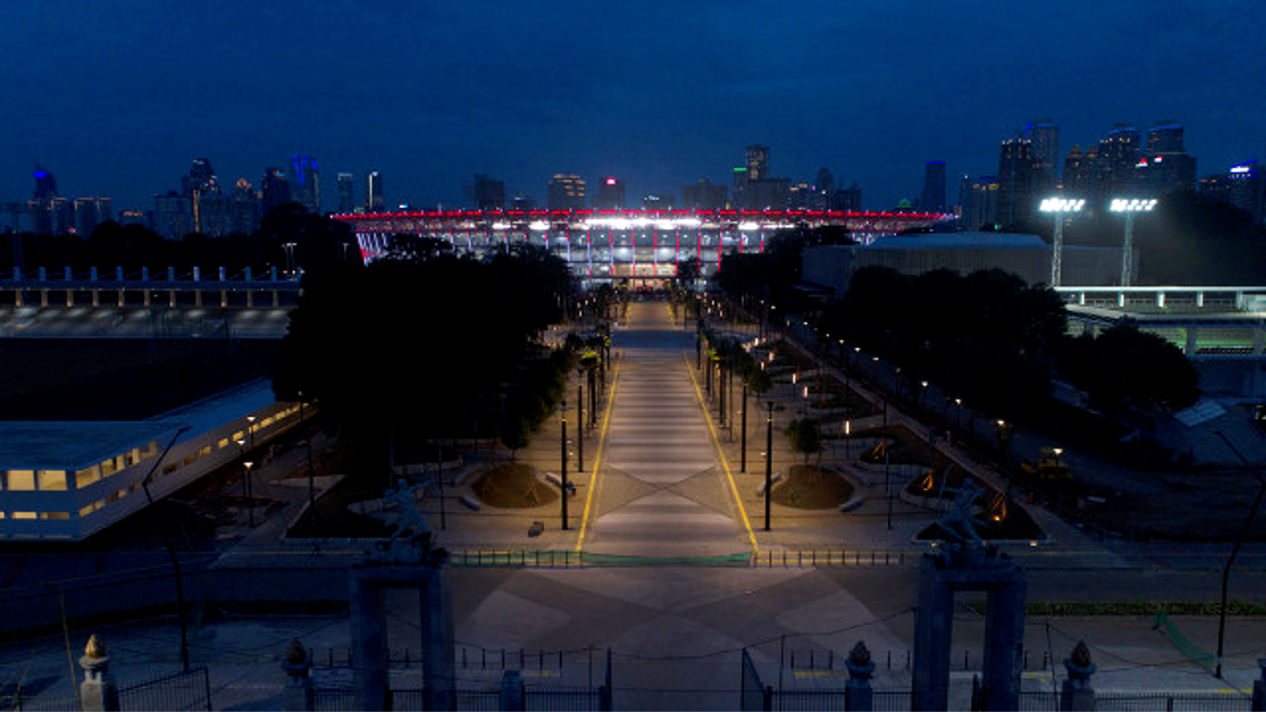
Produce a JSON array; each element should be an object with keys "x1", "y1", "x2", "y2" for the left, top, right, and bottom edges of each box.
[
  {"x1": 686, "y1": 355, "x2": 760, "y2": 555},
  {"x1": 574, "y1": 354, "x2": 622, "y2": 553}
]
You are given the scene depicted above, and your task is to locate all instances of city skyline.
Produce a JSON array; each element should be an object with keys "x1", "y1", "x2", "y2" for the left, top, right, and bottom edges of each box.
[{"x1": 2, "y1": 2, "x2": 1264, "y2": 213}]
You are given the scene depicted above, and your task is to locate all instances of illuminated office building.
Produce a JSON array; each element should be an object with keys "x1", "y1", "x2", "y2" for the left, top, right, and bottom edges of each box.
[{"x1": 548, "y1": 174, "x2": 587, "y2": 211}]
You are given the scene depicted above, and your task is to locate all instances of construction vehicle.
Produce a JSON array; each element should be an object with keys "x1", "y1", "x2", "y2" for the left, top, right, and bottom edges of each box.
[{"x1": 1020, "y1": 447, "x2": 1070, "y2": 481}]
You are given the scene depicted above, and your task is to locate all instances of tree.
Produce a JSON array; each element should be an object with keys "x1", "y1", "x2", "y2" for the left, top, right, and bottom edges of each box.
[
  {"x1": 786, "y1": 418, "x2": 823, "y2": 465},
  {"x1": 1059, "y1": 325, "x2": 1200, "y2": 415}
]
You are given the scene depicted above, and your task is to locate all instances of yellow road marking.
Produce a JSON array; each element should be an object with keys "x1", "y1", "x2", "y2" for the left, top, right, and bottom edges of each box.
[
  {"x1": 574, "y1": 354, "x2": 622, "y2": 552},
  {"x1": 686, "y1": 354, "x2": 760, "y2": 555}
]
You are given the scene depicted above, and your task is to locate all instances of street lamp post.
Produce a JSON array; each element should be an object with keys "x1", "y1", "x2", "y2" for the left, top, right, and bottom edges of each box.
[
  {"x1": 577, "y1": 383, "x2": 584, "y2": 473},
  {"x1": 765, "y1": 401, "x2": 774, "y2": 531},
  {"x1": 884, "y1": 398, "x2": 892, "y2": 531},
  {"x1": 560, "y1": 399, "x2": 569, "y2": 530},
  {"x1": 1039, "y1": 197, "x2": 1085, "y2": 287},
  {"x1": 740, "y1": 381, "x2": 748, "y2": 473},
  {"x1": 1212, "y1": 431, "x2": 1266, "y2": 679},
  {"x1": 243, "y1": 460, "x2": 254, "y2": 527},
  {"x1": 1110, "y1": 198, "x2": 1157, "y2": 288}
]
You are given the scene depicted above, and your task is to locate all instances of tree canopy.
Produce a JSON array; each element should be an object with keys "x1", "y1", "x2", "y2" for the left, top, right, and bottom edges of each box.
[{"x1": 271, "y1": 242, "x2": 573, "y2": 434}]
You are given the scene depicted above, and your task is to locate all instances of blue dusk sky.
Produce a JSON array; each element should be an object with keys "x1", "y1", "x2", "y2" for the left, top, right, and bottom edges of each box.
[{"x1": 2, "y1": 1, "x2": 1263, "y2": 214}]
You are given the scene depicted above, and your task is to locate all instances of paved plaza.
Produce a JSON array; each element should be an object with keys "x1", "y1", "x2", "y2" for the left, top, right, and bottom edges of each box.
[{"x1": 2, "y1": 300, "x2": 1265, "y2": 710}]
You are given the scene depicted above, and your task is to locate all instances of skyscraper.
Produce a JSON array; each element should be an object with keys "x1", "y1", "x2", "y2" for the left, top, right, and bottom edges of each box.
[
  {"x1": 681, "y1": 179, "x2": 727, "y2": 210},
  {"x1": 365, "y1": 171, "x2": 384, "y2": 212},
  {"x1": 997, "y1": 135, "x2": 1035, "y2": 226},
  {"x1": 472, "y1": 174, "x2": 506, "y2": 211},
  {"x1": 184, "y1": 158, "x2": 219, "y2": 196},
  {"x1": 290, "y1": 154, "x2": 320, "y2": 214},
  {"x1": 746, "y1": 145, "x2": 769, "y2": 181},
  {"x1": 260, "y1": 168, "x2": 291, "y2": 219},
  {"x1": 594, "y1": 177, "x2": 625, "y2": 209},
  {"x1": 548, "y1": 174, "x2": 586, "y2": 211},
  {"x1": 1138, "y1": 123, "x2": 1196, "y2": 194},
  {"x1": 1100, "y1": 124, "x2": 1141, "y2": 194},
  {"x1": 1027, "y1": 119, "x2": 1060, "y2": 194},
  {"x1": 921, "y1": 161, "x2": 946, "y2": 212},
  {"x1": 337, "y1": 173, "x2": 356, "y2": 213},
  {"x1": 30, "y1": 165, "x2": 59, "y2": 235}
]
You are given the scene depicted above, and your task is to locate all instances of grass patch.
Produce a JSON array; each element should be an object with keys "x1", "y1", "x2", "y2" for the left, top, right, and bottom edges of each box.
[
  {"x1": 770, "y1": 464, "x2": 855, "y2": 509},
  {"x1": 964, "y1": 600, "x2": 1266, "y2": 616},
  {"x1": 470, "y1": 462, "x2": 558, "y2": 508}
]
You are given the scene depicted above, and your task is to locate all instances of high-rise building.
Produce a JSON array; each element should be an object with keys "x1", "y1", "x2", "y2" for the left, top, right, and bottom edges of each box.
[
  {"x1": 73, "y1": 197, "x2": 112, "y2": 236},
  {"x1": 921, "y1": 161, "x2": 947, "y2": 212},
  {"x1": 154, "y1": 190, "x2": 194, "y2": 240},
  {"x1": 997, "y1": 135, "x2": 1035, "y2": 226},
  {"x1": 829, "y1": 183, "x2": 862, "y2": 211},
  {"x1": 960, "y1": 176, "x2": 1000, "y2": 229},
  {"x1": 642, "y1": 193, "x2": 674, "y2": 211},
  {"x1": 260, "y1": 168, "x2": 291, "y2": 219},
  {"x1": 472, "y1": 174, "x2": 505, "y2": 211},
  {"x1": 746, "y1": 145, "x2": 769, "y2": 181},
  {"x1": 365, "y1": 171, "x2": 384, "y2": 212},
  {"x1": 30, "y1": 165, "x2": 59, "y2": 234},
  {"x1": 594, "y1": 177, "x2": 625, "y2": 209},
  {"x1": 231, "y1": 178, "x2": 262, "y2": 234},
  {"x1": 1100, "y1": 125, "x2": 1141, "y2": 194},
  {"x1": 680, "y1": 179, "x2": 727, "y2": 210},
  {"x1": 1136, "y1": 124, "x2": 1196, "y2": 195},
  {"x1": 183, "y1": 158, "x2": 219, "y2": 196},
  {"x1": 1027, "y1": 119, "x2": 1060, "y2": 194},
  {"x1": 548, "y1": 174, "x2": 586, "y2": 211},
  {"x1": 290, "y1": 155, "x2": 320, "y2": 214},
  {"x1": 337, "y1": 173, "x2": 356, "y2": 213},
  {"x1": 1202, "y1": 161, "x2": 1266, "y2": 223}
]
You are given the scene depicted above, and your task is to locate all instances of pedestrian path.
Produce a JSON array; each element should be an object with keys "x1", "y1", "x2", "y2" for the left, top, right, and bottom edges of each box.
[{"x1": 579, "y1": 301, "x2": 755, "y2": 559}]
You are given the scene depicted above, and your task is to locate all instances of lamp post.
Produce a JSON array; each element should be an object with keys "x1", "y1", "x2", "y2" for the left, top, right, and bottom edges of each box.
[
  {"x1": 1212, "y1": 431, "x2": 1266, "y2": 679},
  {"x1": 740, "y1": 381, "x2": 748, "y2": 473},
  {"x1": 1109, "y1": 198, "x2": 1157, "y2": 287},
  {"x1": 1039, "y1": 197, "x2": 1085, "y2": 287},
  {"x1": 243, "y1": 460, "x2": 254, "y2": 527},
  {"x1": 577, "y1": 382, "x2": 584, "y2": 473},
  {"x1": 765, "y1": 401, "x2": 774, "y2": 531},
  {"x1": 560, "y1": 399, "x2": 569, "y2": 530}
]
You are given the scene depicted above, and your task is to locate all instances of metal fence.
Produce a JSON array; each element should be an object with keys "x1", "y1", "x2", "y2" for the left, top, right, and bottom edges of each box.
[
  {"x1": 2, "y1": 663, "x2": 210, "y2": 709},
  {"x1": 118, "y1": 665, "x2": 211, "y2": 711},
  {"x1": 313, "y1": 684, "x2": 604, "y2": 711},
  {"x1": 766, "y1": 688, "x2": 912, "y2": 712}
]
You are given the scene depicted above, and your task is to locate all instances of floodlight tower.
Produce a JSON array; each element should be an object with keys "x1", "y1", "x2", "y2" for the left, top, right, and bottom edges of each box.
[
  {"x1": 1039, "y1": 197, "x2": 1085, "y2": 287},
  {"x1": 1110, "y1": 198, "x2": 1157, "y2": 287}
]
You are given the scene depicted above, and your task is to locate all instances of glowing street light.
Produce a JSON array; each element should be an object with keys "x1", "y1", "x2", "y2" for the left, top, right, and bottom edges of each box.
[
  {"x1": 1109, "y1": 198, "x2": 1157, "y2": 287},
  {"x1": 1039, "y1": 197, "x2": 1085, "y2": 287}
]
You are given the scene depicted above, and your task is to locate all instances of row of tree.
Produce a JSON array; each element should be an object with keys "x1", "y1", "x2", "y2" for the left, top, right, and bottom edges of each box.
[
  {"x1": 271, "y1": 239, "x2": 576, "y2": 472},
  {"x1": 717, "y1": 239, "x2": 1200, "y2": 424},
  {"x1": 3, "y1": 203, "x2": 355, "y2": 274}
]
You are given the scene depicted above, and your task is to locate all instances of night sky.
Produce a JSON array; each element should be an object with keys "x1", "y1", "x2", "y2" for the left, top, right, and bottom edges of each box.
[{"x1": 3, "y1": 1, "x2": 1264, "y2": 214}]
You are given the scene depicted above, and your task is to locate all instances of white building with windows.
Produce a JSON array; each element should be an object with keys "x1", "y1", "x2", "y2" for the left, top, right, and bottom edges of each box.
[{"x1": 0, "y1": 379, "x2": 307, "y2": 541}]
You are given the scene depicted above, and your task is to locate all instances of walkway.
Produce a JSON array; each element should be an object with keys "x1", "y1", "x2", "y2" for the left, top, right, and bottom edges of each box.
[{"x1": 578, "y1": 301, "x2": 755, "y2": 560}]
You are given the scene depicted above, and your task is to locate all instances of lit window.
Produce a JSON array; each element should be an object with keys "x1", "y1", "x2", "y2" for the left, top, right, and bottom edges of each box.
[
  {"x1": 38, "y1": 470, "x2": 67, "y2": 491},
  {"x1": 7, "y1": 470, "x2": 35, "y2": 491},
  {"x1": 12, "y1": 512, "x2": 36, "y2": 519},
  {"x1": 40, "y1": 512, "x2": 70, "y2": 520},
  {"x1": 76, "y1": 465, "x2": 102, "y2": 488}
]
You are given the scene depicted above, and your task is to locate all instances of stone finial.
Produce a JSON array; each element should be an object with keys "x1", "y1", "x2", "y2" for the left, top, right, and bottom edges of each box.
[
  {"x1": 1064, "y1": 640, "x2": 1096, "y2": 685},
  {"x1": 849, "y1": 641, "x2": 871, "y2": 667},
  {"x1": 286, "y1": 640, "x2": 308, "y2": 666},
  {"x1": 1070, "y1": 640, "x2": 1092, "y2": 669},
  {"x1": 282, "y1": 639, "x2": 311, "y2": 680},
  {"x1": 85, "y1": 634, "x2": 107, "y2": 660},
  {"x1": 846, "y1": 640, "x2": 876, "y2": 681}
]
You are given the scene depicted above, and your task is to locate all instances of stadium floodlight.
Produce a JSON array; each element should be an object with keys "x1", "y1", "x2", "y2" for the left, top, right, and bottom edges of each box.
[
  {"x1": 1039, "y1": 197, "x2": 1086, "y2": 287},
  {"x1": 1109, "y1": 198, "x2": 1157, "y2": 286}
]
